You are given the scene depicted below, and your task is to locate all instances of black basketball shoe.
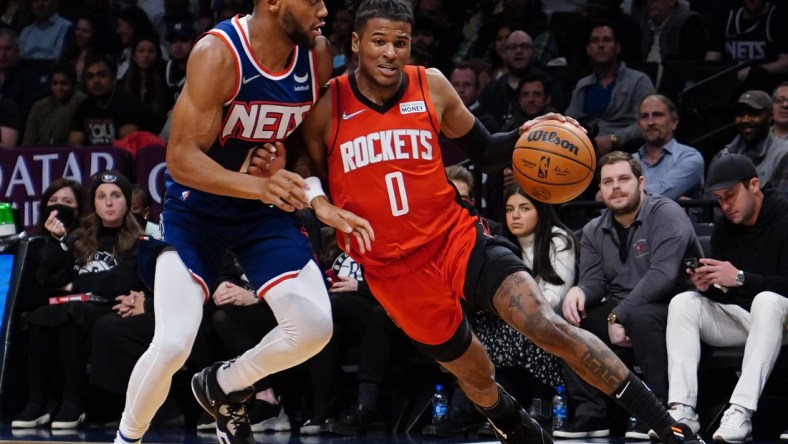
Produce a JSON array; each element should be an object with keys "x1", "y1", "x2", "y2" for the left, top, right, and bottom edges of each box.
[
  {"x1": 191, "y1": 362, "x2": 255, "y2": 444},
  {"x1": 487, "y1": 406, "x2": 553, "y2": 444}
]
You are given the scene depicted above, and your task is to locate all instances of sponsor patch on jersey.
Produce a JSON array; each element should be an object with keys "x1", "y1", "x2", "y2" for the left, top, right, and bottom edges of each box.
[{"x1": 399, "y1": 101, "x2": 426, "y2": 115}]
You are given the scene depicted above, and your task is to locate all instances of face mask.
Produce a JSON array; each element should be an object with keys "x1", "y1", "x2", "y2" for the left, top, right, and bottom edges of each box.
[
  {"x1": 133, "y1": 213, "x2": 147, "y2": 229},
  {"x1": 44, "y1": 204, "x2": 77, "y2": 230}
]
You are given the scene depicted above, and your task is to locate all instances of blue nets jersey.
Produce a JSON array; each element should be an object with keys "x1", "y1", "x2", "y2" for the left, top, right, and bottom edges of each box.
[{"x1": 164, "y1": 14, "x2": 319, "y2": 218}]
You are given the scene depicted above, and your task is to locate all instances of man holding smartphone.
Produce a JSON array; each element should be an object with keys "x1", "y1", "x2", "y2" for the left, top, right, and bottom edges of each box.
[{"x1": 666, "y1": 153, "x2": 788, "y2": 443}]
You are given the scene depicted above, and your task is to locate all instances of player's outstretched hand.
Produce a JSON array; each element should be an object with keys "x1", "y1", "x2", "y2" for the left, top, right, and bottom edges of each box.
[
  {"x1": 259, "y1": 169, "x2": 308, "y2": 212},
  {"x1": 248, "y1": 142, "x2": 286, "y2": 177},
  {"x1": 518, "y1": 112, "x2": 585, "y2": 135},
  {"x1": 311, "y1": 197, "x2": 375, "y2": 254}
]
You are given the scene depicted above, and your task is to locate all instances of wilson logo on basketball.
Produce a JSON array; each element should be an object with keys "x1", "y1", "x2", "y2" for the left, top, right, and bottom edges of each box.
[{"x1": 526, "y1": 130, "x2": 580, "y2": 156}]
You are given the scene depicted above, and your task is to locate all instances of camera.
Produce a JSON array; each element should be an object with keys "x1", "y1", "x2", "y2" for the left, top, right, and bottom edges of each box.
[{"x1": 683, "y1": 257, "x2": 699, "y2": 271}]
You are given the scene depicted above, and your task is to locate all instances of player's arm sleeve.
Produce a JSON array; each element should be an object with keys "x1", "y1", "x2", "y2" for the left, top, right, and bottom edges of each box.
[{"x1": 449, "y1": 118, "x2": 520, "y2": 173}]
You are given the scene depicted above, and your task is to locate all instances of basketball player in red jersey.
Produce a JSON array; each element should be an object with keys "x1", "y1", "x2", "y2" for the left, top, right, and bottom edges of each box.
[{"x1": 258, "y1": 2, "x2": 705, "y2": 444}]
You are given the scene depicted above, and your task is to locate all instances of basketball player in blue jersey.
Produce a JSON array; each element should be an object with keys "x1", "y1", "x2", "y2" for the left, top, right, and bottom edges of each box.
[{"x1": 112, "y1": 2, "x2": 373, "y2": 444}]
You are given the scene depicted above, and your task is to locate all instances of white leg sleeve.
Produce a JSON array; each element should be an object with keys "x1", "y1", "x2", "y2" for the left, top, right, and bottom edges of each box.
[
  {"x1": 117, "y1": 250, "x2": 205, "y2": 441},
  {"x1": 667, "y1": 291, "x2": 750, "y2": 408},
  {"x1": 730, "y1": 291, "x2": 788, "y2": 410},
  {"x1": 216, "y1": 260, "x2": 332, "y2": 394}
]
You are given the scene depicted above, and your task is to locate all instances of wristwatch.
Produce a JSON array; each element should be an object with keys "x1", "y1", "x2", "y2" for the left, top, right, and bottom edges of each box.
[
  {"x1": 735, "y1": 270, "x2": 745, "y2": 287},
  {"x1": 607, "y1": 313, "x2": 619, "y2": 325}
]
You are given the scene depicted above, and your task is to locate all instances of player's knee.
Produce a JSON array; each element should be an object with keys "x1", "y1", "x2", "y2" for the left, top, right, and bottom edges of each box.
[
  {"x1": 151, "y1": 334, "x2": 196, "y2": 370},
  {"x1": 294, "y1": 303, "x2": 333, "y2": 354}
]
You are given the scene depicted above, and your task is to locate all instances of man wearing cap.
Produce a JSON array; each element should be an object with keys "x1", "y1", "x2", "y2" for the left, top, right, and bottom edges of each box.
[
  {"x1": 711, "y1": 90, "x2": 788, "y2": 188},
  {"x1": 164, "y1": 19, "x2": 195, "y2": 103},
  {"x1": 664, "y1": 153, "x2": 788, "y2": 443}
]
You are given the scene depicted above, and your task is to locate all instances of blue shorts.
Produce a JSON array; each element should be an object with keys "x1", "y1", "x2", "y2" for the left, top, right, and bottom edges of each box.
[{"x1": 139, "y1": 194, "x2": 314, "y2": 299}]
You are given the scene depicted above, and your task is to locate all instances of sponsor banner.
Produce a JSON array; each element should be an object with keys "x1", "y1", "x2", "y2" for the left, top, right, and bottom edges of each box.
[{"x1": 0, "y1": 145, "x2": 166, "y2": 233}]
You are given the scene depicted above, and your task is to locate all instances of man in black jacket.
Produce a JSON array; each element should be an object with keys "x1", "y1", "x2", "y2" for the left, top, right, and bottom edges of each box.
[{"x1": 665, "y1": 153, "x2": 788, "y2": 443}]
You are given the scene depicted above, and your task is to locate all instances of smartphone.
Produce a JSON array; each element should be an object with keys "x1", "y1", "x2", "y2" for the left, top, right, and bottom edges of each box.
[{"x1": 683, "y1": 257, "x2": 699, "y2": 271}]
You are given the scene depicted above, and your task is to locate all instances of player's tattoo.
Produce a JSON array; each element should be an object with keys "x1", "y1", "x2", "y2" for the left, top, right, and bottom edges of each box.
[{"x1": 492, "y1": 271, "x2": 628, "y2": 394}]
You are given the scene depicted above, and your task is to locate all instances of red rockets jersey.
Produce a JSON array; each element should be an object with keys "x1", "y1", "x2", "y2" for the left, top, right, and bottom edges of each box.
[{"x1": 326, "y1": 66, "x2": 476, "y2": 266}]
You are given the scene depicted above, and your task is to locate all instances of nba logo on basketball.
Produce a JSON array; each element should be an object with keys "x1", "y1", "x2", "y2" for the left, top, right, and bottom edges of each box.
[{"x1": 538, "y1": 156, "x2": 550, "y2": 178}]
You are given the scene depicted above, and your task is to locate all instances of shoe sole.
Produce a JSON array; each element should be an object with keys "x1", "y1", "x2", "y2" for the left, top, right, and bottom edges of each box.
[
  {"x1": 553, "y1": 430, "x2": 610, "y2": 438},
  {"x1": 51, "y1": 413, "x2": 86, "y2": 429},
  {"x1": 625, "y1": 431, "x2": 653, "y2": 440},
  {"x1": 11, "y1": 413, "x2": 51, "y2": 428},
  {"x1": 300, "y1": 425, "x2": 322, "y2": 435},
  {"x1": 713, "y1": 435, "x2": 752, "y2": 443}
]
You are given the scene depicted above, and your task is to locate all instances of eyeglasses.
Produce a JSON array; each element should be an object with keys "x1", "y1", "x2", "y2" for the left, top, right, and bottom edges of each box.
[
  {"x1": 504, "y1": 43, "x2": 533, "y2": 52},
  {"x1": 774, "y1": 96, "x2": 788, "y2": 106}
]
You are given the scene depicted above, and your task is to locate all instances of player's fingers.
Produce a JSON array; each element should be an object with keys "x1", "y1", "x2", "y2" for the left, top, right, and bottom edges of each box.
[
  {"x1": 353, "y1": 230, "x2": 367, "y2": 254},
  {"x1": 564, "y1": 115, "x2": 585, "y2": 132},
  {"x1": 265, "y1": 180, "x2": 304, "y2": 210},
  {"x1": 273, "y1": 141, "x2": 286, "y2": 157}
]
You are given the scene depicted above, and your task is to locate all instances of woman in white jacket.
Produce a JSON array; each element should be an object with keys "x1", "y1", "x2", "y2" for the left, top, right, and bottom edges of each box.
[{"x1": 475, "y1": 185, "x2": 578, "y2": 427}]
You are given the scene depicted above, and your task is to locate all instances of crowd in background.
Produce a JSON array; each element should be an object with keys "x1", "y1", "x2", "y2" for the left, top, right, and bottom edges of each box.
[{"x1": 3, "y1": 0, "x2": 788, "y2": 441}]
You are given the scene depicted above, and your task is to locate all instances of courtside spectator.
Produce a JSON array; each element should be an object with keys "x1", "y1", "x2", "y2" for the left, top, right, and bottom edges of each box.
[
  {"x1": 18, "y1": 0, "x2": 71, "y2": 61},
  {"x1": 566, "y1": 24, "x2": 655, "y2": 155},
  {"x1": 633, "y1": 0, "x2": 708, "y2": 64},
  {"x1": 711, "y1": 90, "x2": 788, "y2": 188},
  {"x1": 501, "y1": 74, "x2": 555, "y2": 132},
  {"x1": 479, "y1": 30, "x2": 544, "y2": 124},
  {"x1": 558, "y1": 151, "x2": 699, "y2": 439},
  {"x1": 68, "y1": 53, "x2": 144, "y2": 146},
  {"x1": 164, "y1": 18, "x2": 195, "y2": 102},
  {"x1": 115, "y1": 6, "x2": 157, "y2": 80},
  {"x1": 633, "y1": 94, "x2": 704, "y2": 200},
  {"x1": 449, "y1": 62, "x2": 500, "y2": 132},
  {"x1": 665, "y1": 154, "x2": 788, "y2": 443},
  {"x1": 24, "y1": 64, "x2": 87, "y2": 145},
  {"x1": 0, "y1": 28, "x2": 43, "y2": 118},
  {"x1": 58, "y1": 14, "x2": 110, "y2": 82},
  {"x1": 705, "y1": 0, "x2": 788, "y2": 92},
  {"x1": 121, "y1": 34, "x2": 172, "y2": 133}
]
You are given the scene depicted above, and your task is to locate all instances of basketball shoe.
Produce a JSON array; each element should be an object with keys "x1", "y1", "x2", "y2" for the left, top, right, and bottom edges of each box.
[{"x1": 191, "y1": 362, "x2": 255, "y2": 444}]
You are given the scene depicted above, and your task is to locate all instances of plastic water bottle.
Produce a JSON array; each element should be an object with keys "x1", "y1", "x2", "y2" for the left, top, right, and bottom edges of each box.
[
  {"x1": 552, "y1": 385, "x2": 568, "y2": 431},
  {"x1": 432, "y1": 384, "x2": 448, "y2": 423},
  {"x1": 628, "y1": 414, "x2": 639, "y2": 433}
]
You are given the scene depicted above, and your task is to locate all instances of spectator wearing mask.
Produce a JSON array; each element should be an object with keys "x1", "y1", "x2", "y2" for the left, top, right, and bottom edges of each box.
[{"x1": 11, "y1": 171, "x2": 145, "y2": 430}]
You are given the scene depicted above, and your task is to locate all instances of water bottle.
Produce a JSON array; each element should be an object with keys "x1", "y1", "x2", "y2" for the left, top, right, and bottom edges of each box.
[
  {"x1": 552, "y1": 385, "x2": 568, "y2": 431},
  {"x1": 628, "y1": 414, "x2": 639, "y2": 433},
  {"x1": 431, "y1": 384, "x2": 448, "y2": 423}
]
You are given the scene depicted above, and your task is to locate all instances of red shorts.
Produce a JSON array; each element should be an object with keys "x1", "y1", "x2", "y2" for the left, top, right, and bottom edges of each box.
[{"x1": 363, "y1": 216, "x2": 478, "y2": 345}]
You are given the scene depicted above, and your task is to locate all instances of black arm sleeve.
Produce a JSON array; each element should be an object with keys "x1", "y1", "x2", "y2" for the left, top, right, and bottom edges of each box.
[{"x1": 449, "y1": 118, "x2": 520, "y2": 173}]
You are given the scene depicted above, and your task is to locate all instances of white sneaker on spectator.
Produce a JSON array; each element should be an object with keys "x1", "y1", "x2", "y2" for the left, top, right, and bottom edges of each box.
[
  {"x1": 780, "y1": 429, "x2": 788, "y2": 440},
  {"x1": 713, "y1": 405, "x2": 752, "y2": 443},
  {"x1": 648, "y1": 404, "x2": 700, "y2": 440},
  {"x1": 252, "y1": 407, "x2": 290, "y2": 432}
]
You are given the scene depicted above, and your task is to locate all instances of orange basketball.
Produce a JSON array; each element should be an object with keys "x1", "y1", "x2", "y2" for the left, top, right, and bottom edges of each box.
[{"x1": 511, "y1": 120, "x2": 596, "y2": 204}]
